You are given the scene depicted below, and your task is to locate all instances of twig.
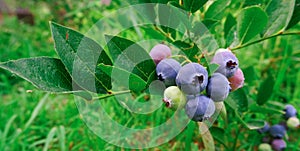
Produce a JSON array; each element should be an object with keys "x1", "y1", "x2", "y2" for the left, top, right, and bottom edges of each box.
[{"x1": 231, "y1": 32, "x2": 300, "y2": 50}]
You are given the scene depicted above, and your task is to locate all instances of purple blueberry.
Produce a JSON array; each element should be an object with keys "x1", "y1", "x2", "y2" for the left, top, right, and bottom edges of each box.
[
  {"x1": 211, "y1": 48, "x2": 239, "y2": 78},
  {"x1": 149, "y1": 44, "x2": 172, "y2": 64},
  {"x1": 185, "y1": 95, "x2": 215, "y2": 122},
  {"x1": 269, "y1": 124, "x2": 286, "y2": 139},
  {"x1": 271, "y1": 139, "x2": 286, "y2": 151},
  {"x1": 206, "y1": 73, "x2": 231, "y2": 102},
  {"x1": 228, "y1": 68, "x2": 245, "y2": 91},
  {"x1": 258, "y1": 122, "x2": 270, "y2": 134},
  {"x1": 156, "y1": 58, "x2": 181, "y2": 86},
  {"x1": 176, "y1": 63, "x2": 208, "y2": 95},
  {"x1": 284, "y1": 104, "x2": 297, "y2": 119}
]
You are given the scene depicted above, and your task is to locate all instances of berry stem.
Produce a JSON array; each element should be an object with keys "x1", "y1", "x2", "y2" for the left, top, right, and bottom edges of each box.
[
  {"x1": 231, "y1": 31, "x2": 300, "y2": 50},
  {"x1": 171, "y1": 54, "x2": 192, "y2": 63},
  {"x1": 154, "y1": 25, "x2": 175, "y2": 42},
  {"x1": 92, "y1": 90, "x2": 131, "y2": 100}
]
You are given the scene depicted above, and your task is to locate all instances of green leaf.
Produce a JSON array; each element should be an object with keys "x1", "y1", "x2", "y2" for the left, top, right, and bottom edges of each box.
[
  {"x1": 50, "y1": 22, "x2": 112, "y2": 94},
  {"x1": 242, "y1": 0, "x2": 264, "y2": 7},
  {"x1": 0, "y1": 57, "x2": 72, "y2": 92},
  {"x1": 237, "y1": 6, "x2": 268, "y2": 44},
  {"x1": 287, "y1": 0, "x2": 300, "y2": 29},
  {"x1": 244, "y1": 120, "x2": 266, "y2": 130},
  {"x1": 249, "y1": 104, "x2": 285, "y2": 114},
  {"x1": 224, "y1": 13, "x2": 236, "y2": 38},
  {"x1": 158, "y1": 4, "x2": 180, "y2": 29},
  {"x1": 243, "y1": 66, "x2": 258, "y2": 84},
  {"x1": 105, "y1": 35, "x2": 156, "y2": 82},
  {"x1": 133, "y1": 1, "x2": 156, "y2": 23},
  {"x1": 205, "y1": 0, "x2": 231, "y2": 20},
  {"x1": 202, "y1": 19, "x2": 219, "y2": 31},
  {"x1": 233, "y1": 111, "x2": 265, "y2": 130},
  {"x1": 264, "y1": 0, "x2": 295, "y2": 36},
  {"x1": 183, "y1": 0, "x2": 208, "y2": 13},
  {"x1": 226, "y1": 25, "x2": 238, "y2": 48},
  {"x1": 172, "y1": 40, "x2": 199, "y2": 62},
  {"x1": 207, "y1": 63, "x2": 219, "y2": 76},
  {"x1": 256, "y1": 75, "x2": 275, "y2": 105},
  {"x1": 157, "y1": 3, "x2": 191, "y2": 38},
  {"x1": 210, "y1": 127, "x2": 227, "y2": 148},
  {"x1": 226, "y1": 88, "x2": 248, "y2": 112},
  {"x1": 98, "y1": 64, "x2": 147, "y2": 92}
]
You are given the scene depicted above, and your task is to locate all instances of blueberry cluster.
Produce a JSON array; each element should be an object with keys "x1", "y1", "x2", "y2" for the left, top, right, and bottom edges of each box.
[
  {"x1": 150, "y1": 44, "x2": 245, "y2": 122},
  {"x1": 257, "y1": 104, "x2": 299, "y2": 151}
]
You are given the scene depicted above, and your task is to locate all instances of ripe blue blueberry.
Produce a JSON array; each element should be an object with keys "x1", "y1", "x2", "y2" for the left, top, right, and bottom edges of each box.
[
  {"x1": 211, "y1": 48, "x2": 239, "y2": 78},
  {"x1": 185, "y1": 95, "x2": 215, "y2": 122},
  {"x1": 206, "y1": 73, "x2": 231, "y2": 102},
  {"x1": 269, "y1": 124, "x2": 286, "y2": 139},
  {"x1": 284, "y1": 104, "x2": 297, "y2": 119},
  {"x1": 258, "y1": 122, "x2": 270, "y2": 134},
  {"x1": 163, "y1": 86, "x2": 187, "y2": 110},
  {"x1": 271, "y1": 139, "x2": 286, "y2": 151},
  {"x1": 176, "y1": 63, "x2": 208, "y2": 95},
  {"x1": 156, "y1": 58, "x2": 181, "y2": 86},
  {"x1": 149, "y1": 44, "x2": 172, "y2": 64}
]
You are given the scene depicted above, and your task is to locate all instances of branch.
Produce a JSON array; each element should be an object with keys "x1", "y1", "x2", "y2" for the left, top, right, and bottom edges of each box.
[
  {"x1": 231, "y1": 31, "x2": 300, "y2": 50},
  {"x1": 92, "y1": 90, "x2": 131, "y2": 100}
]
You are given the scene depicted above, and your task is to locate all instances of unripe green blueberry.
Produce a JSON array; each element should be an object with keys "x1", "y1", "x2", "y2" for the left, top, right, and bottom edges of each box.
[
  {"x1": 163, "y1": 86, "x2": 187, "y2": 110},
  {"x1": 287, "y1": 117, "x2": 300, "y2": 129},
  {"x1": 258, "y1": 143, "x2": 272, "y2": 151}
]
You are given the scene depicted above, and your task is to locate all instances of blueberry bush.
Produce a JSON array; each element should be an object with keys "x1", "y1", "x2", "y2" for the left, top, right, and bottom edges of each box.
[{"x1": 0, "y1": 0, "x2": 300, "y2": 150}]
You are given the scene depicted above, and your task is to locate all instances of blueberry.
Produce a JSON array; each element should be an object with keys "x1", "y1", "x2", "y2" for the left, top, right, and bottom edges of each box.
[
  {"x1": 211, "y1": 48, "x2": 239, "y2": 78},
  {"x1": 185, "y1": 95, "x2": 215, "y2": 122},
  {"x1": 149, "y1": 44, "x2": 172, "y2": 64},
  {"x1": 206, "y1": 73, "x2": 231, "y2": 102},
  {"x1": 271, "y1": 139, "x2": 286, "y2": 151},
  {"x1": 258, "y1": 143, "x2": 272, "y2": 151},
  {"x1": 258, "y1": 122, "x2": 270, "y2": 134},
  {"x1": 269, "y1": 124, "x2": 286, "y2": 139},
  {"x1": 156, "y1": 58, "x2": 181, "y2": 86},
  {"x1": 286, "y1": 117, "x2": 300, "y2": 129},
  {"x1": 228, "y1": 68, "x2": 245, "y2": 91},
  {"x1": 163, "y1": 86, "x2": 187, "y2": 110},
  {"x1": 284, "y1": 104, "x2": 297, "y2": 119},
  {"x1": 176, "y1": 63, "x2": 208, "y2": 95}
]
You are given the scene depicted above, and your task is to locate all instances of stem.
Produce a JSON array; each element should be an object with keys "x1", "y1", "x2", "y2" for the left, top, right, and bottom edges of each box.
[
  {"x1": 154, "y1": 25, "x2": 175, "y2": 42},
  {"x1": 92, "y1": 90, "x2": 131, "y2": 100},
  {"x1": 231, "y1": 32, "x2": 300, "y2": 50},
  {"x1": 170, "y1": 54, "x2": 192, "y2": 63}
]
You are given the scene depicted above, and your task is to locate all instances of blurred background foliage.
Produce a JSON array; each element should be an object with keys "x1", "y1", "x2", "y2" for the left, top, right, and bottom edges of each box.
[{"x1": 0, "y1": 0, "x2": 299, "y2": 150}]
